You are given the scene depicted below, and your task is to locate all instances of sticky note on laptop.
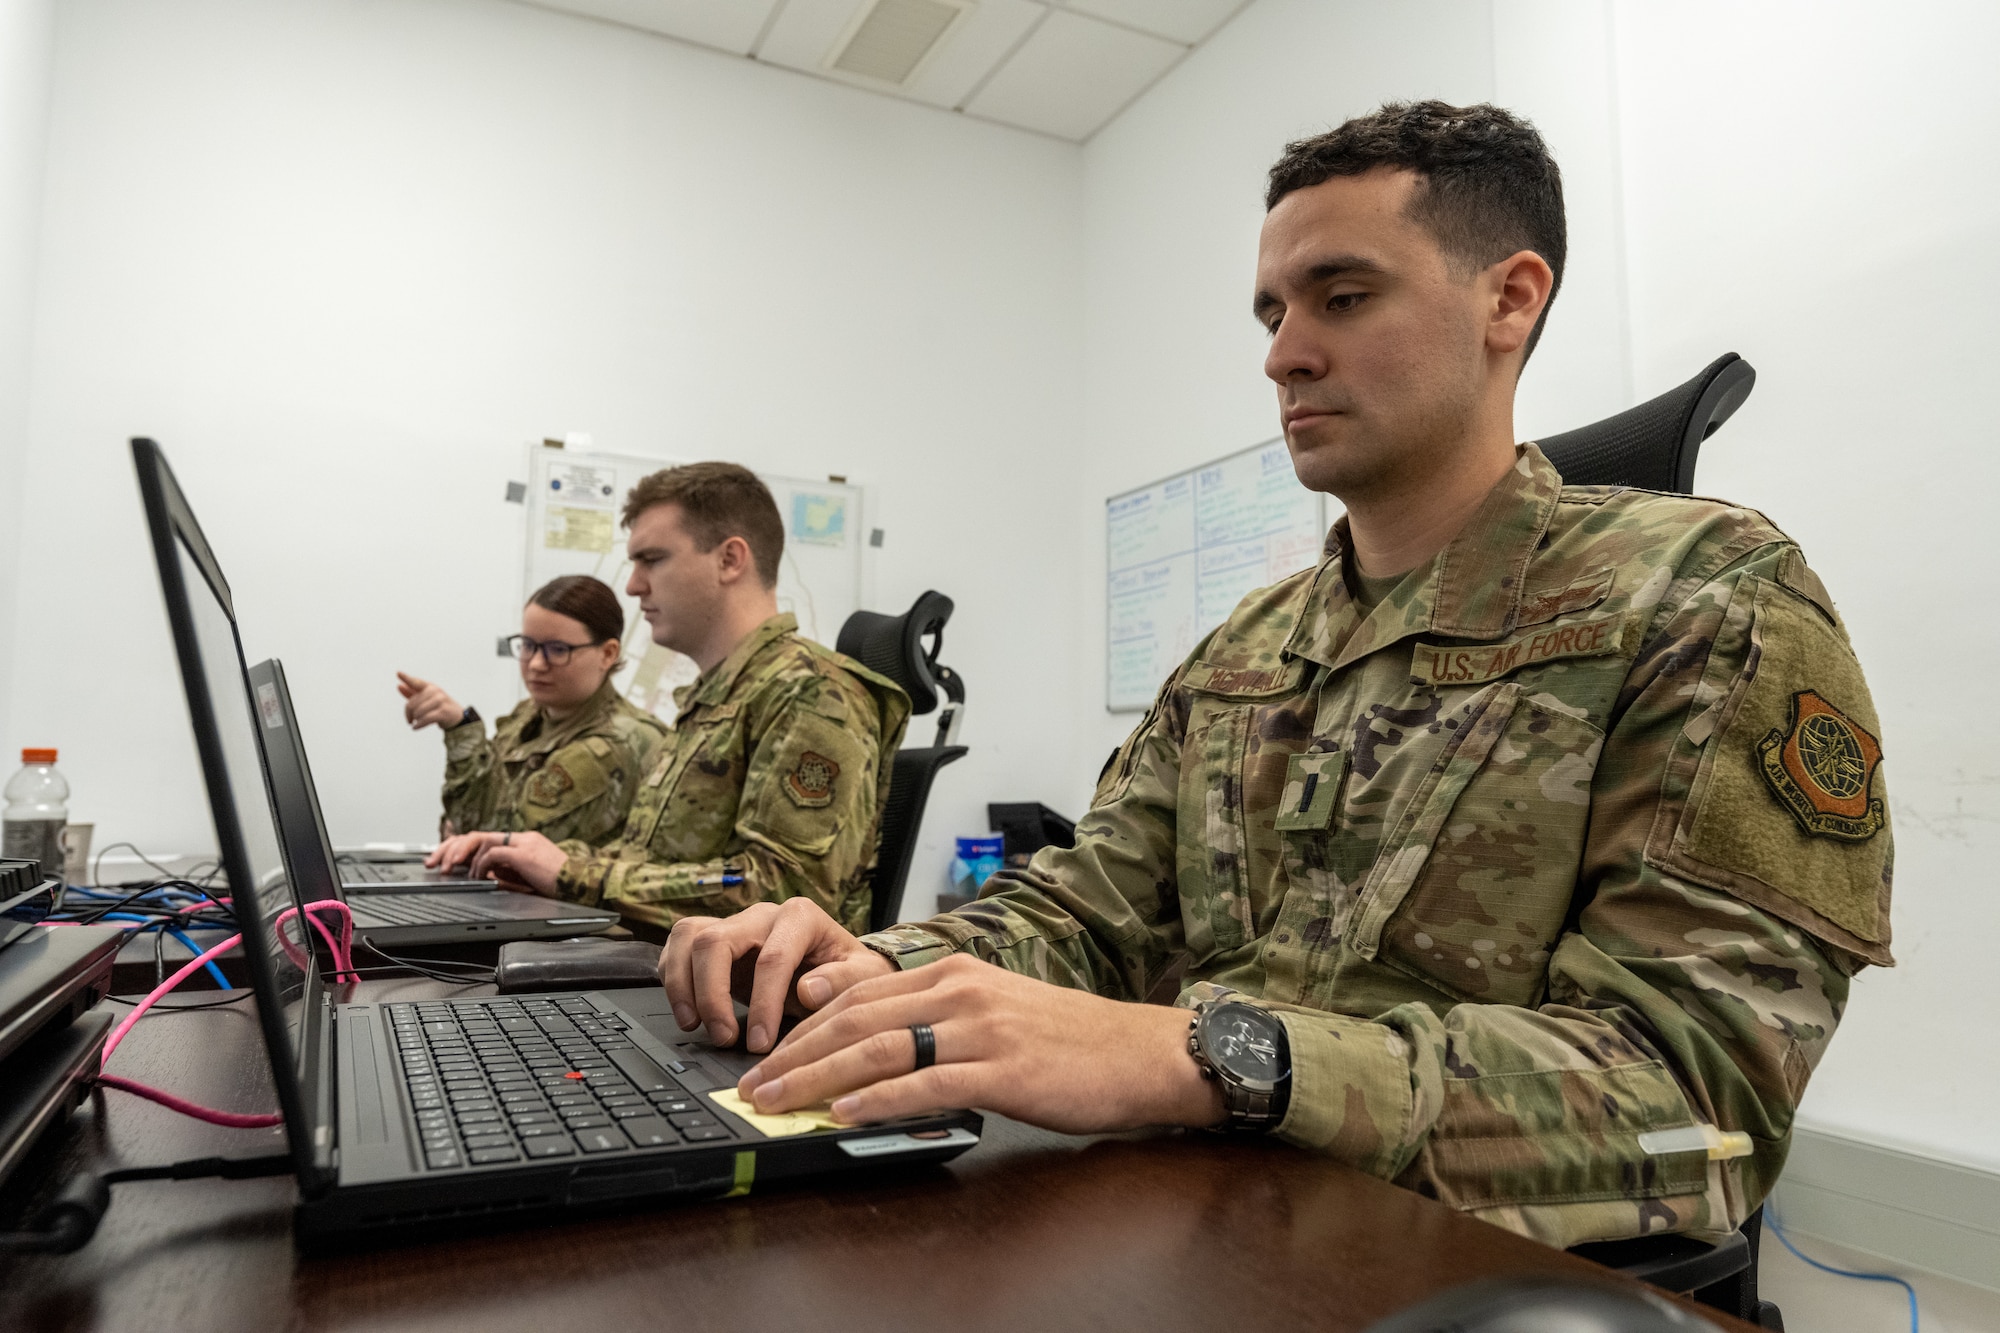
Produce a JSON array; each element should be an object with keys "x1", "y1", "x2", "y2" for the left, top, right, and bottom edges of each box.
[{"x1": 709, "y1": 1087, "x2": 843, "y2": 1137}]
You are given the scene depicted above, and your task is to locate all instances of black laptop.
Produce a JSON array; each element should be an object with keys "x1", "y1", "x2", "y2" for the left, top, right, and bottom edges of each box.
[
  {"x1": 132, "y1": 436, "x2": 980, "y2": 1247},
  {"x1": 246, "y1": 657, "x2": 619, "y2": 946}
]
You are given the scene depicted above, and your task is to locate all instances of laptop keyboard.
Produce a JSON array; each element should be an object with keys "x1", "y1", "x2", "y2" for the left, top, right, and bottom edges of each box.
[
  {"x1": 386, "y1": 997, "x2": 734, "y2": 1170},
  {"x1": 349, "y1": 895, "x2": 512, "y2": 927},
  {"x1": 341, "y1": 859, "x2": 431, "y2": 883}
]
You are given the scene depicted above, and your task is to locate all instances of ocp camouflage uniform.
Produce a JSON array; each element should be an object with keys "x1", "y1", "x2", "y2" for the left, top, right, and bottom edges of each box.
[
  {"x1": 867, "y1": 445, "x2": 1891, "y2": 1250},
  {"x1": 556, "y1": 613, "x2": 911, "y2": 936},
  {"x1": 441, "y1": 679, "x2": 667, "y2": 846}
]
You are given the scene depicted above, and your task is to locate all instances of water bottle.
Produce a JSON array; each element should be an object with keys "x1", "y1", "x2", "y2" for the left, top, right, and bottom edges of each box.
[
  {"x1": 3, "y1": 749, "x2": 70, "y2": 883},
  {"x1": 948, "y1": 836, "x2": 1006, "y2": 896}
]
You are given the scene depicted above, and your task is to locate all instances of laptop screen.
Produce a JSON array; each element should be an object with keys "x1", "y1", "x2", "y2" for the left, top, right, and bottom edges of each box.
[
  {"x1": 135, "y1": 437, "x2": 327, "y2": 1185},
  {"x1": 247, "y1": 658, "x2": 346, "y2": 911}
]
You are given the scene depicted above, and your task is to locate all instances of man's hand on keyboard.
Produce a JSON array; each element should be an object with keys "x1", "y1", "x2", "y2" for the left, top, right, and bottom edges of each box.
[
  {"x1": 659, "y1": 899, "x2": 894, "y2": 1052},
  {"x1": 468, "y1": 831, "x2": 565, "y2": 897}
]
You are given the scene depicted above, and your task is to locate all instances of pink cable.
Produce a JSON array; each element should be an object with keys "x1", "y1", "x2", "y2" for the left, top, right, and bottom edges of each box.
[
  {"x1": 100, "y1": 931, "x2": 243, "y2": 1067},
  {"x1": 95, "y1": 1074, "x2": 281, "y2": 1128},
  {"x1": 95, "y1": 901, "x2": 357, "y2": 1130}
]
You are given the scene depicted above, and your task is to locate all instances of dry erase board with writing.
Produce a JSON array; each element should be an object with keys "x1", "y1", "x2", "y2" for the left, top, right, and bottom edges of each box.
[
  {"x1": 523, "y1": 445, "x2": 865, "y2": 720},
  {"x1": 1105, "y1": 439, "x2": 1328, "y2": 712}
]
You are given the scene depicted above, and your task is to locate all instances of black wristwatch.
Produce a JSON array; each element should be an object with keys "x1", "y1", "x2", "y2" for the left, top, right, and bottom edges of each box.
[
  {"x1": 456, "y1": 706, "x2": 481, "y2": 729},
  {"x1": 1187, "y1": 1001, "x2": 1291, "y2": 1131}
]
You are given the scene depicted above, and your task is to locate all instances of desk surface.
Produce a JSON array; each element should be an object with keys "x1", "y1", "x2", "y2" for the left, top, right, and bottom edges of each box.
[{"x1": 1, "y1": 978, "x2": 1754, "y2": 1333}]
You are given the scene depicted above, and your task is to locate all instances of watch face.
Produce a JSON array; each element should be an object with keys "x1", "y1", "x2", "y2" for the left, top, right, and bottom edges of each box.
[{"x1": 1207, "y1": 1007, "x2": 1282, "y2": 1083}]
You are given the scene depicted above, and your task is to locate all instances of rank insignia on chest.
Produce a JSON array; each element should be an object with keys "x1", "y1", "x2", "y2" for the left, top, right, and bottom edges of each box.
[
  {"x1": 1273, "y1": 750, "x2": 1346, "y2": 831},
  {"x1": 1757, "y1": 689, "x2": 1885, "y2": 841},
  {"x1": 785, "y1": 751, "x2": 840, "y2": 807}
]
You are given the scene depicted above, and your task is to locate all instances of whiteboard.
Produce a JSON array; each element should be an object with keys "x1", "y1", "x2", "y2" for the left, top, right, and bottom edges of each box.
[
  {"x1": 523, "y1": 445, "x2": 864, "y2": 720},
  {"x1": 1105, "y1": 438, "x2": 1327, "y2": 711}
]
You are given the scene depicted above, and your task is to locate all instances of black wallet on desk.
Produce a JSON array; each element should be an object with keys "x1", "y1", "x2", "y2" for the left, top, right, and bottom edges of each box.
[{"x1": 496, "y1": 937, "x2": 662, "y2": 993}]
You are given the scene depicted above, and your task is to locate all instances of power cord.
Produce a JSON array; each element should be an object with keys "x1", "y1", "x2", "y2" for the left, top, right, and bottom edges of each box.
[
  {"x1": 1764, "y1": 1202, "x2": 1919, "y2": 1333},
  {"x1": 0, "y1": 1154, "x2": 293, "y2": 1255}
]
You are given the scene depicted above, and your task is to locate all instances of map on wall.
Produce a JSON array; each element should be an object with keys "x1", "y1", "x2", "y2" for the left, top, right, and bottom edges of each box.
[{"x1": 1104, "y1": 438, "x2": 1328, "y2": 712}]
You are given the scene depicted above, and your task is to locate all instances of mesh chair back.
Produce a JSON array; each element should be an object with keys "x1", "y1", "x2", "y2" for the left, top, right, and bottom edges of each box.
[
  {"x1": 1535, "y1": 353, "x2": 1755, "y2": 494},
  {"x1": 836, "y1": 590, "x2": 955, "y2": 716},
  {"x1": 869, "y1": 745, "x2": 968, "y2": 933}
]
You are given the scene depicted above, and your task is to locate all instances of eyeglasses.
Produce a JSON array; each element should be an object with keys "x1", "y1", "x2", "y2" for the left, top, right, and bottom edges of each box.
[{"x1": 506, "y1": 634, "x2": 604, "y2": 667}]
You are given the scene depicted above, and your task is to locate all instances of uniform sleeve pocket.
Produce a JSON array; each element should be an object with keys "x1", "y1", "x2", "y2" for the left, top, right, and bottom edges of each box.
[
  {"x1": 519, "y1": 743, "x2": 613, "y2": 824},
  {"x1": 743, "y1": 710, "x2": 873, "y2": 860}
]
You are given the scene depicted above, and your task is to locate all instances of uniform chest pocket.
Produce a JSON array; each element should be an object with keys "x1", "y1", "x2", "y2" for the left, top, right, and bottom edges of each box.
[
  {"x1": 634, "y1": 706, "x2": 743, "y2": 845},
  {"x1": 1350, "y1": 684, "x2": 1604, "y2": 1006}
]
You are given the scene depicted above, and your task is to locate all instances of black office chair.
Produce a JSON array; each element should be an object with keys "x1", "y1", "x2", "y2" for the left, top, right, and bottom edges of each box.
[
  {"x1": 836, "y1": 591, "x2": 968, "y2": 933},
  {"x1": 1539, "y1": 352, "x2": 1780, "y2": 1328},
  {"x1": 1535, "y1": 352, "x2": 1756, "y2": 494}
]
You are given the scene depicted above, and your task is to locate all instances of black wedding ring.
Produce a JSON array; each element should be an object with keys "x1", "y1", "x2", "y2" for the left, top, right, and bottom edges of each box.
[{"x1": 909, "y1": 1023, "x2": 936, "y2": 1071}]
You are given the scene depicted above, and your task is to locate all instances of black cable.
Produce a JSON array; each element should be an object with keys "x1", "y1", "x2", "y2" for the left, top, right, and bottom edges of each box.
[
  {"x1": 101, "y1": 989, "x2": 259, "y2": 1011},
  {"x1": 89, "y1": 840, "x2": 185, "y2": 888},
  {"x1": 0, "y1": 1154, "x2": 293, "y2": 1254},
  {"x1": 354, "y1": 939, "x2": 497, "y2": 985},
  {"x1": 67, "y1": 880, "x2": 229, "y2": 928},
  {"x1": 102, "y1": 1154, "x2": 293, "y2": 1184}
]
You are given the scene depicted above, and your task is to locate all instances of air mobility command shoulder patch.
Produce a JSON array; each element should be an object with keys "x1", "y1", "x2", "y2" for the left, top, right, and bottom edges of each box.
[
  {"x1": 526, "y1": 763, "x2": 574, "y2": 808},
  {"x1": 1757, "y1": 689, "x2": 1885, "y2": 841},
  {"x1": 785, "y1": 751, "x2": 840, "y2": 807}
]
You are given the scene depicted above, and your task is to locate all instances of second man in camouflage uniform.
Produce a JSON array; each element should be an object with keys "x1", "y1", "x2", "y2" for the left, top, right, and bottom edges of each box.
[{"x1": 435, "y1": 464, "x2": 909, "y2": 936}]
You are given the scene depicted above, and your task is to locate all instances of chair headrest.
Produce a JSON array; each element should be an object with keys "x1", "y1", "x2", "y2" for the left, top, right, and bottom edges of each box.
[
  {"x1": 836, "y1": 590, "x2": 956, "y2": 716},
  {"x1": 1534, "y1": 352, "x2": 1756, "y2": 494}
]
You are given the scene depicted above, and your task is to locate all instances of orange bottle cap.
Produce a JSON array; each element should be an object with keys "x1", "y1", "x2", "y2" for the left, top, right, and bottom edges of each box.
[{"x1": 20, "y1": 749, "x2": 57, "y2": 765}]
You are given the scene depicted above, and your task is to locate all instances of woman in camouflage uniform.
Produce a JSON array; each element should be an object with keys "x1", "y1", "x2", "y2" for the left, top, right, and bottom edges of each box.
[{"x1": 397, "y1": 575, "x2": 667, "y2": 846}]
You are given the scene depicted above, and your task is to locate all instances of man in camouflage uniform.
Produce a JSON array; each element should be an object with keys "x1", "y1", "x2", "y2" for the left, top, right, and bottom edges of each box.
[
  {"x1": 654, "y1": 103, "x2": 1892, "y2": 1248},
  {"x1": 438, "y1": 679, "x2": 666, "y2": 846},
  {"x1": 437, "y1": 464, "x2": 909, "y2": 936}
]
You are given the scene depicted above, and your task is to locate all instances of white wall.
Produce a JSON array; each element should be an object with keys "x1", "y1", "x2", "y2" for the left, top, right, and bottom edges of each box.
[
  {"x1": 0, "y1": 0, "x2": 56, "y2": 739},
  {"x1": 1613, "y1": 0, "x2": 2000, "y2": 1172},
  {"x1": 11, "y1": 0, "x2": 1085, "y2": 909}
]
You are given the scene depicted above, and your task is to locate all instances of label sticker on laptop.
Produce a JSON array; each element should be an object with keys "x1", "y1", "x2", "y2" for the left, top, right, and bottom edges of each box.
[
  {"x1": 709, "y1": 1087, "x2": 839, "y2": 1137},
  {"x1": 256, "y1": 681, "x2": 284, "y2": 730}
]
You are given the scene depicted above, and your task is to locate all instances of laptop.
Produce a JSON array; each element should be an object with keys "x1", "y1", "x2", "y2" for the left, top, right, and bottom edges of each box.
[
  {"x1": 132, "y1": 436, "x2": 980, "y2": 1247},
  {"x1": 246, "y1": 658, "x2": 620, "y2": 946}
]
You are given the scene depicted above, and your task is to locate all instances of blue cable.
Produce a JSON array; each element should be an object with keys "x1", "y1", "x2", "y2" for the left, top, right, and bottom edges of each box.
[
  {"x1": 165, "y1": 928, "x2": 232, "y2": 990},
  {"x1": 1765, "y1": 1202, "x2": 1917, "y2": 1333}
]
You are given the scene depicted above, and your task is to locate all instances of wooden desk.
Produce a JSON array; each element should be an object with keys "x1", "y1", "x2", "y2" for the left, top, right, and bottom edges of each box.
[{"x1": 0, "y1": 979, "x2": 1754, "y2": 1333}]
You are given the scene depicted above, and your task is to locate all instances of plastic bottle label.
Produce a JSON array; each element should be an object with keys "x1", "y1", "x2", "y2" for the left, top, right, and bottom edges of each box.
[{"x1": 3, "y1": 819, "x2": 66, "y2": 882}]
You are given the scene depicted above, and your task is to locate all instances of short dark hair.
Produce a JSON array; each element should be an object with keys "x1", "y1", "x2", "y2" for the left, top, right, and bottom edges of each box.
[
  {"x1": 622, "y1": 462, "x2": 783, "y2": 589},
  {"x1": 1266, "y1": 101, "x2": 1566, "y2": 360},
  {"x1": 528, "y1": 574, "x2": 624, "y2": 646}
]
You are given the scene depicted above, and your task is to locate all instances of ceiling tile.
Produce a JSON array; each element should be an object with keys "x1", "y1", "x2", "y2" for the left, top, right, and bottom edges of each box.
[
  {"x1": 905, "y1": 0, "x2": 1046, "y2": 108},
  {"x1": 1057, "y1": 0, "x2": 1241, "y2": 45},
  {"x1": 759, "y1": 0, "x2": 1044, "y2": 110},
  {"x1": 523, "y1": 0, "x2": 781, "y2": 55},
  {"x1": 965, "y1": 8, "x2": 1184, "y2": 140}
]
